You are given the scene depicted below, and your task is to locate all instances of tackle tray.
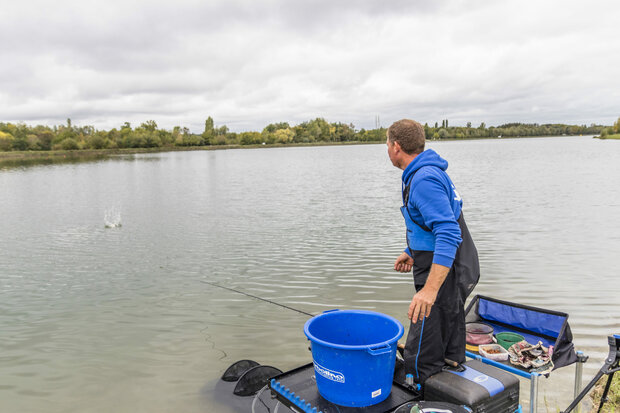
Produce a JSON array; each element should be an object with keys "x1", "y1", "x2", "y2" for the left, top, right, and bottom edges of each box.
[{"x1": 269, "y1": 363, "x2": 420, "y2": 413}]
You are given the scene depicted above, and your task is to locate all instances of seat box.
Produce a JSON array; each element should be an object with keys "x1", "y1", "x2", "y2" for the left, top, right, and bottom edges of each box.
[{"x1": 424, "y1": 359, "x2": 519, "y2": 413}]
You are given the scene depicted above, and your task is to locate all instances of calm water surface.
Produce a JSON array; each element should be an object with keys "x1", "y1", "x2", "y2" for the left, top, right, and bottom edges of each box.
[{"x1": 1, "y1": 137, "x2": 619, "y2": 412}]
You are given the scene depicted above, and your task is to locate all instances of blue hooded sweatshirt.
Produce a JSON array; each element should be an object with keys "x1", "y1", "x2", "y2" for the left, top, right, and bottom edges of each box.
[{"x1": 401, "y1": 149, "x2": 463, "y2": 268}]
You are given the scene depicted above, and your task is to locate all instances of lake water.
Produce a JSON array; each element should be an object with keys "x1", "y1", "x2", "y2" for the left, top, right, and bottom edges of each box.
[{"x1": 1, "y1": 137, "x2": 619, "y2": 413}]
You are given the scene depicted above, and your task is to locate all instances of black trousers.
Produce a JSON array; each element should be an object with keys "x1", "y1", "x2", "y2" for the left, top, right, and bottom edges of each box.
[
  {"x1": 402, "y1": 214, "x2": 478, "y2": 384},
  {"x1": 402, "y1": 279, "x2": 466, "y2": 384}
]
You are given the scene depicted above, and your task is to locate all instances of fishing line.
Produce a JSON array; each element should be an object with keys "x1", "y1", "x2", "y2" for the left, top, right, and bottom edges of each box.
[{"x1": 200, "y1": 280, "x2": 314, "y2": 317}]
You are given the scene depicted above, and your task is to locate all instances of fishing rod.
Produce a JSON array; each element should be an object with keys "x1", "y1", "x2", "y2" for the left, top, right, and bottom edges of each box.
[{"x1": 200, "y1": 280, "x2": 314, "y2": 317}]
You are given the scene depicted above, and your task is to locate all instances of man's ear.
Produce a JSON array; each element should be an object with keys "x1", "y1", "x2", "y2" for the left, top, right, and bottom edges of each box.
[{"x1": 392, "y1": 140, "x2": 402, "y2": 153}]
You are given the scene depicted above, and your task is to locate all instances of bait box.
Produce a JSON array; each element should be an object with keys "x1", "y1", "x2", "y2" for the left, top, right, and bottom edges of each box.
[{"x1": 478, "y1": 343, "x2": 510, "y2": 361}]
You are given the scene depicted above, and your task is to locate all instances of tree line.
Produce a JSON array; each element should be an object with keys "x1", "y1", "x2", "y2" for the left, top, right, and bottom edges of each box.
[
  {"x1": 599, "y1": 117, "x2": 620, "y2": 138},
  {"x1": 0, "y1": 117, "x2": 608, "y2": 152}
]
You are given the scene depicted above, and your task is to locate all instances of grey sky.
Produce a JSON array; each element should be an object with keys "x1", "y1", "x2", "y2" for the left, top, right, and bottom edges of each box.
[{"x1": 1, "y1": 0, "x2": 619, "y2": 132}]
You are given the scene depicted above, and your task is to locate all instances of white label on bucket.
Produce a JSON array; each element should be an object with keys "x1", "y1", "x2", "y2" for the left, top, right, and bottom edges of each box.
[
  {"x1": 371, "y1": 389, "x2": 382, "y2": 398},
  {"x1": 313, "y1": 362, "x2": 345, "y2": 383}
]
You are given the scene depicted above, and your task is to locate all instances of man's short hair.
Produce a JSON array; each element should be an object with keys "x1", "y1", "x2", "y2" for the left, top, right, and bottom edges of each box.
[{"x1": 387, "y1": 119, "x2": 425, "y2": 154}]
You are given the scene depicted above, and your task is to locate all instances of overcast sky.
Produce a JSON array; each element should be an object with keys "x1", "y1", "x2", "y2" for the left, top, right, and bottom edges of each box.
[{"x1": 2, "y1": 0, "x2": 619, "y2": 132}]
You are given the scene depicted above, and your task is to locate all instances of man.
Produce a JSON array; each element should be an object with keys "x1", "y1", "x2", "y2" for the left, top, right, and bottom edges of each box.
[{"x1": 387, "y1": 119, "x2": 480, "y2": 384}]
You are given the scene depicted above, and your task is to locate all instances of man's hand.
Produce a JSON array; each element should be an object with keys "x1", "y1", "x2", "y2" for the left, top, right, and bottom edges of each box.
[
  {"x1": 407, "y1": 263, "x2": 450, "y2": 323},
  {"x1": 394, "y1": 252, "x2": 413, "y2": 273},
  {"x1": 408, "y1": 287, "x2": 438, "y2": 323}
]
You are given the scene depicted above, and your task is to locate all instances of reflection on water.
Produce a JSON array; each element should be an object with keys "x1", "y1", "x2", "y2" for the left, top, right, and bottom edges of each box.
[
  {"x1": 1, "y1": 137, "x2": 619, "y2": 412},
  {"x1": 0, "y1": 154, "x2": 111, "y2": 171},
  {"x1": 0, "y1": 151, "x2": 163, "y2": 172}
]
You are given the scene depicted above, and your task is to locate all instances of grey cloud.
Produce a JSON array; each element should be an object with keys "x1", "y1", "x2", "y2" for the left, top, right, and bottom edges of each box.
[{"x1": 1, "y1": 0, "x2": 619, "y2": 132}]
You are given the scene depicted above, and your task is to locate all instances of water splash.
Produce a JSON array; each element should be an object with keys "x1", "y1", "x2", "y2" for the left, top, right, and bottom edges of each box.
[{"x1": 104, "y1": 208, "x2": 122, "y2": 228}]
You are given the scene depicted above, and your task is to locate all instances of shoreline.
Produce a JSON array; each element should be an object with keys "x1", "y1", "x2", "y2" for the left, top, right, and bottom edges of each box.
[
  {"x1": 0, "y1": 135, "x2": 594, "y2": 166},
  {"x1": 0, "y1": 141, "x2": 378, "y2": 163}
]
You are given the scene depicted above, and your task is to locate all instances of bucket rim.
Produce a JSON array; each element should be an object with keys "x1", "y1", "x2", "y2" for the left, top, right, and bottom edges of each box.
[{"x1": 303, "y1": 309, "x2": 404, "y2": 351}]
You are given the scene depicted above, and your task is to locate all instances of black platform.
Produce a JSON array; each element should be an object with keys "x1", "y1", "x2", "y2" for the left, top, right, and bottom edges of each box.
[{"x1": 269, "y1": 363, "x2": 420, "y2": 413}]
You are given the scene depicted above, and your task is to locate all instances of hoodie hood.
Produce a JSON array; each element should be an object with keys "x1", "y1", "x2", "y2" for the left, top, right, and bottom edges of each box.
[{"x1": 402, "y1": 149, "x2": 449, "y2": 184}]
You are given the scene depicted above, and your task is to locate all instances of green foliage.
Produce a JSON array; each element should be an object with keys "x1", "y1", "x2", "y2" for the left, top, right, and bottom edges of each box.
[
  {"x1": 0, "y1": 117, "x2": 612, "y2": 152},
  {"x1": 60, "y1": 138, "x2": 79, "y2": 150},
  {"x1": 141, "y1": 120, "x2": 158, "y2": 132},
  {"x1": 202, "y1": 116, "x2": 215, "y2": 145},
  {"x1": 273, "y1": 128, "x2": 294, "y2": 143},
  {"x1": 36, "y1": 130, "x2": 54, "y2": 150},
  {"x1": 0, "y1": 130, "x2": 15, "y2": 151},
  {"x1": 12, "y1": 137, "x2": 29, "y2": 151},
  {"x1": 263, "y1": 122, "x2": 290, "y2": 133},
  {"x1": 239, "y1": 131, "x2": 262, "y2": 145},
  {"x1": 358, "y1": 127, "x2": 387, "y2": 142},
  {"x1": 86, "y1": 132, "x2": 107, "y2": 149},
  {"x1": 591, "y1": 375, "x2": 620, "y2": 412},
  {"x1": 204, "y1": 117, "x2": 214, "y2": 133},
  {"x1": 424, "y1": 121, "x2": 606, "y2": 140}
]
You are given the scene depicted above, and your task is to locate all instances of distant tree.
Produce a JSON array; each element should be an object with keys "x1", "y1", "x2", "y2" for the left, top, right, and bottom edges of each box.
[
  {"x1": 239, "y1": 131, "x2": 261, "y2": 145},
  {"x1": 86, "y1": 132, "x2": 107, "y2": 149},
  {"x1": 0, "y1": 130, "x2": 14, "y2": 151},
  {"x1": 12, "y1": 137, "x2": 29, "y2": 151},
  {"x1": 423, "y1": 123, "x2": 431, "y2": 138},
  {"x1": 107, "y1": 128, "x2": 120, "y2": 146},
  {"x1": 216, "y1": 125, "x2": 229, "y2": 136},
  {"x1": 202, "y1": 117, "x2": 215, "y2": 145},
  {"x1": 332, "y1": 122, "x2": 355, "y2": 141},
  {"x1": 1, "y1": 118, "x2": 610, "y2": 152},
  {"x1": 158, "y1": 130, "x2": 173, "y2": 146},
  {"x1": 223, "y1": 132, "x2": 238, "y2": 145},
  {"x1": 26, "y1": 134, "x2": 42, "y2": 150},
  {"x1": 262, "y1": 122, "x2": 291, "y2": 143},
  {"x1": 204, "y1": 117, "x2": 214, "y2": 133},
  {"x1": 60, "y1": 138, "x2": 79, "y2": 150},
  {"x1": 273, "y1": 128, "x2": 294, "y2": 143},
  {"x1": 263, "y1": 122, "x2": 290, "y2": 133},
  {"x1": 36, "y1": 130, "x2": 54, "y2": 150},
  {"x1": 141, "y1": 120, "x2": 158, "y2": 132}
]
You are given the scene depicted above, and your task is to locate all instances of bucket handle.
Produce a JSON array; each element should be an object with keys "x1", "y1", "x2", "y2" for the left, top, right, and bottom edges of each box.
[
  {"x1": 367, "y1": 343, "x2": 392, "y2": 356},
  {"x1": 322, "y1": 309, "x2": 339, "y2": 314}
]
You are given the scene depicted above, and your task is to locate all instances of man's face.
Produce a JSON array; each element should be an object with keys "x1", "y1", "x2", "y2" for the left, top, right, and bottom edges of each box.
[{"x1": 386, "y1": 137, "x2": 398, "y2": 168}]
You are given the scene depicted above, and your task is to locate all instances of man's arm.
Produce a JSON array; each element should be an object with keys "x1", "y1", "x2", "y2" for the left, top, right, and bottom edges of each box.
[
  {"x1": 408, "y1": 263, "x2": 450, "y2": 323},
  {"x1": 405, "y1": 174, "x2": 462, "y2": 322}
]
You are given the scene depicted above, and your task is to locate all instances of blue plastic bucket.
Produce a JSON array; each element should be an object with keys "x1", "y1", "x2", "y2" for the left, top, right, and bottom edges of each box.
[{"x1": 304, "y1": 309, "x2": 404, "y2": 407}]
